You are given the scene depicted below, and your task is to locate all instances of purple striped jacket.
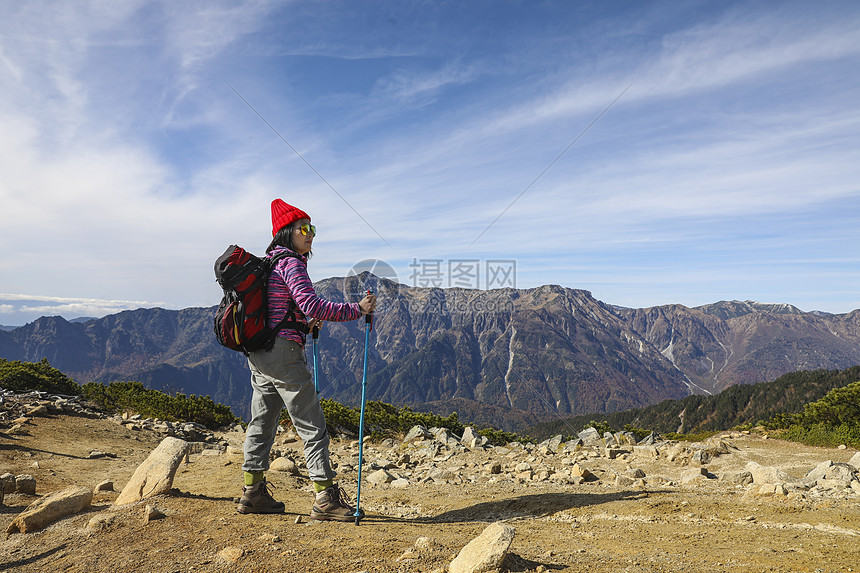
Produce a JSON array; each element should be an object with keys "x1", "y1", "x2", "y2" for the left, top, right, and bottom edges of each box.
[{"x1": 265, "y1": 246, "x2": 361, "y2": 346}]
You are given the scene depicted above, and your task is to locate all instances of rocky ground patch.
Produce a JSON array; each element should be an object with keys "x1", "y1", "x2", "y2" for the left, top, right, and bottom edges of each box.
[{"x1": 1, "y1": 392, "x2": 859, "y2": 572}]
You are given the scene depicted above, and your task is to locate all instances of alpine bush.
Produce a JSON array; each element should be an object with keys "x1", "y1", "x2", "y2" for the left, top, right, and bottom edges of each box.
[
  {"x1": 81, "y1": 381, "x2": 240, "y2": 430},
  {"x1": 766, "y1": 379, "x2": 860, "y2": 448},
  {"x1": 0, "y1": 358, "x2": 81, "y2": 395}
]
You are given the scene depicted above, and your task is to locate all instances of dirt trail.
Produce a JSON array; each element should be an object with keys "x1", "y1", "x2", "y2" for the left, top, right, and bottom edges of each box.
[{"x1": 1, "y1": 413, "x2": 859, "y2": 573}]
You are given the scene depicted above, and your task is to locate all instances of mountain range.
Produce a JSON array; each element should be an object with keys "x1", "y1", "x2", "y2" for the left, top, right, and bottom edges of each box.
[{"x1": 1, "y1": 275, "x2": 859, "y2": 431}]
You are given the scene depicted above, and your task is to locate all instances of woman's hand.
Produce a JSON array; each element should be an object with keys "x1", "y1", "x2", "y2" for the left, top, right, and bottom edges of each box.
[{"x1": 359, "y1": 293, "x2": 377, "y2": 315}]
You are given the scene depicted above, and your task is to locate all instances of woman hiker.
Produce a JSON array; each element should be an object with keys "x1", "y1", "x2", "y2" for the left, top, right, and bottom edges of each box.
[{"x1": 238, "y1": 198, "x2": 377, "y2": 521}]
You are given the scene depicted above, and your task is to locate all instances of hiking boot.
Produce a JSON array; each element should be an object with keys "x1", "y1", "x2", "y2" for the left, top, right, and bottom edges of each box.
[
  {"x1": 237, "y1": 480, "x2": 285, "y2": 514},
  {"x1": 310, "y1": 484, "x2": 360, "y2": 522}
]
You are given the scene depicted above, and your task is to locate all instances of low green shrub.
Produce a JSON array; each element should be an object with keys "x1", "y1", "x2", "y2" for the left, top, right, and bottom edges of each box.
[
  {"x1": 776, "y1": 422, "x2": 860, "y2": 449},
  {"x1": 81, "y1": 381, "x2": 240, "y2": 430},
  {"x1": 0, "y1": 358, "x2": 81, "y2": 395},
  {"x1": 586, "y1": 420, "x2": 612, "y2": 435},
  {"x1": 623, "y1": 424, "x2": 653, "y2": 442}
]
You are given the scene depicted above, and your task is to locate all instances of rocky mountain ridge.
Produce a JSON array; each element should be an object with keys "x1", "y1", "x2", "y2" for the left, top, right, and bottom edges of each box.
[{"x1": 1, "y1": 276, "x2": 858, "y2": 430}]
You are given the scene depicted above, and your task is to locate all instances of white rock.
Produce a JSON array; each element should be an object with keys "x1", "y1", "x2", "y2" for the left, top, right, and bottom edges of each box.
[
  {"x1": 15, "y1": 475, "x2": 36, "y2": 495},
  {"x1": 680, "y1": 469, "x2": 708, "y2": 484},
  {"x1": 461, "y1": 427, "x2": 478, "y2": 447},
  {"x1": 144, "y1": 504, "x2": 166, "y2": 523},
  {"x1": 570, "y1": 463, "x2": 592, "y2": 480},
  {"x1": 817, "y1": 479, "x2": 851, "y2": 491},
  {"x1": 7, "y1": 486, "x2": 93, "y2": 534},
  {"x1": 87, "y1": 513, "x2": 116, "y2": 531},
  {"x1": 217, "y1": 546, "x2": 244, "y2": 565},
  {"x1": 745, "y1": 461, "x2": 799, "y2": 485},
  {"x1": 270, "y1": 457, "x2": 300, "y2": 475},
  {"x1": 367, "y1": 469, "x2": 395, "y2": 485},
  {"x1": 404, "y1": 425, "x2": 431, "y2": 442},
  {"x1": 804, "y1": 460, "x2": 833, "y2": 484},
  {"x1": 94, "y1": 480, "x2": 114, "y2": 493},
  {"x1": 449, "y1": 521, "x2": 516, "y2": 573},
  {"x1": 115, "y1": 437, "x2": 189, "y2": 505},
  {"x1": 849, "y1": 452, "x2": 860, "y2": 471},
  {"x1": 0, "y1": 473, "x2": 16, "y2": 494}
]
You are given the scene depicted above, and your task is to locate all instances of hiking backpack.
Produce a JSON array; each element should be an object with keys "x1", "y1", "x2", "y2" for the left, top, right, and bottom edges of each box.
[{"x1": 213, "y1": 245, "x2": 306, "y2": 354}]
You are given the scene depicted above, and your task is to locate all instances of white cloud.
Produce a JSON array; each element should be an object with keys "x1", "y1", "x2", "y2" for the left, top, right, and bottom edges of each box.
[
  {"x1": 0, "y1": 1, "x2": 858, "y2": 324},
  {"x1": 0, "y1": 294, "x2": 170, "y2": 321}
]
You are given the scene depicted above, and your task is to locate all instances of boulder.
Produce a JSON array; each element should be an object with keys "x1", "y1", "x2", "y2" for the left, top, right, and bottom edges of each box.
[
  {"x1": 367, "y1": 469, "x2": 395, "y2": 485},
  {"x1": 849, "y1": 451, "x2": 860, "y2": 471},
  {"x1": 25, "y1": 405, "x2": 49, "y2": 417},
  {"x1": 1, "y1": 473, "x2": 16, "y2": 494},
  {"x1": 570, "y1": 463, "x2": 592, "y2": 480},
  {"x1": 449, "y1": 521, "x2": 515, "y2": 573},
  {"x1": 720, "y1": 471, "x2": 753, "y2": 486},
  {"x1": 115, "y1": 437, "x2": 189, "y2": 505},
  {"x1": 562, "y1": 438, "x2": 583, "y2": 453},
  {"x1": 461, "y1": 427, "x2": 478, "y2": 447},
  {"x1": 15, "y1": 475, "x2": 36, "y2": 495},
  {"x1": 804, "y1": 460, "x2": 833, "y2": 485},
  {"x1": 7, "y1": 486, "x2": 93, "y2": 534},
  {"x1": 485, "y1": 462, "x2": 502, "y2": 475},
  {"x1": 270, "y1": 457, "x2": 300, "y2": 475},
  {"x1": 431, "y1": 427, "x2": 451, "y2": 443},
  {"x1": 823, "y1": 463, "x2": 857, "y2": 482},
  {"x1": 577, "y1": 427, "x2": 602, "y2": 447},
  {"x1": 680, "y1": 467, "x2": 709, "y2": 484},
  {"x1": 405, "y1": 425, "x2": 432, "y2": 442},
  {"x1": 144, "y1": 504, "x2": 167, "y2": 523},
  {"x1": 605, "y1": 448, "x2": 629, "y2": 460},
  {"x1": 638, "y1": 431, "x2": 660, "y2": 445},
  {"x1": 545, "y1": 434, "x2": 563, "y2": 452},
  {"x1": 633, "y1": 445, "x2": 659, "y2": 459},
  {"x1": 625, "y1": 468, "x2": 646, "y2": 479},
  {"x1": 87, "y1": 513, "x2": 116, "y2": 532},
  {"x1": 744, "y1": 461, "x2": 799, "y2": 485},
  {"x1": 94, "y1": 480, "x2": 114, "y2": 493},
  {"x1": 817, "y1": 479, "x2": 851, "y2": 491}
]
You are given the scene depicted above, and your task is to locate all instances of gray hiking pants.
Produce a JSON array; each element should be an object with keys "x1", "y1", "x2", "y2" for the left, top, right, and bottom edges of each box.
[{"x1": 242, "y1": 337, "x2": 335, "y2": 483}]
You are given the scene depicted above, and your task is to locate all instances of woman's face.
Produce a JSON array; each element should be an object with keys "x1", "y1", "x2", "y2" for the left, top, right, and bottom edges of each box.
[{"x1": 291, "y1": 218, "x2": 314, "y2": 255}]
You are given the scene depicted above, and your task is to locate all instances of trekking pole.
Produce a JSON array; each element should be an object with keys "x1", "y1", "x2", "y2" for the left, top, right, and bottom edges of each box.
[
  {"x1": 354, "y1": 289, "x2": 374, "y2": 525},
  {"x1": 312, "y1": 322, "x2": 321, "y2": 394}
]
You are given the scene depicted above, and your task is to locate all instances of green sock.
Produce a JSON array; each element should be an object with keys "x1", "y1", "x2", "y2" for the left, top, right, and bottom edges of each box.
[
  {"x1": 313, "y1": 479, "x2": 333, "y2": 493},
  {"x1": 244, "y1": 471, "x2": 264, "y2": 486}
]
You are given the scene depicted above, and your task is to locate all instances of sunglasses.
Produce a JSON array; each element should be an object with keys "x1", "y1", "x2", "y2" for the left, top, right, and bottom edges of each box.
[{"x1": 295, "y1": 223, "x2": 316, "y2": 236}]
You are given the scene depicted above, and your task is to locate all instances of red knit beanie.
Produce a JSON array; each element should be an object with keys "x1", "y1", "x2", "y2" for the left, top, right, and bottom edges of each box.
[{"x1": 271, "y1": 199, "x2": 311, "y2": 237}]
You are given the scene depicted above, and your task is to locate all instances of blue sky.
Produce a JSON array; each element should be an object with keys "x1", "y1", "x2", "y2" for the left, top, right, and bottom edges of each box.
[{"x1": 1, "y1": 0, "x2": 859, "y2": 326}]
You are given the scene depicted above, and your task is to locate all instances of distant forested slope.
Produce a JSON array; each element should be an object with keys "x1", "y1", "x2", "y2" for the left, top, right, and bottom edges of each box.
[{"x1": 527, "y1": 366, "x2": 860, "y2": 439}]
